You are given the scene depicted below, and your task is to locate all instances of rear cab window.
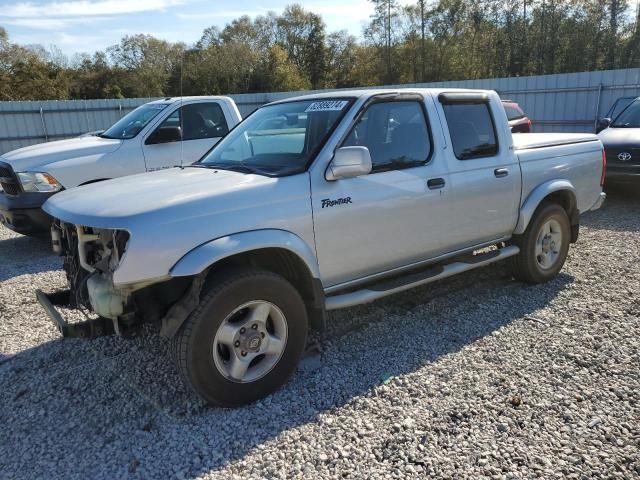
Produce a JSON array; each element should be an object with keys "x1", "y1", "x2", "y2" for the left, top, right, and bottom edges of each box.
[{"x1": 441, "y1": 98, "x2": 499, "y2": 160}]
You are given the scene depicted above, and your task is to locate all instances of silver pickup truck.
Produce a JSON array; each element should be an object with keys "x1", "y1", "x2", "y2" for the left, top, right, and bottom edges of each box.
[{"x1": 39, "y1": 89, "x2": 606, "y2": 407}]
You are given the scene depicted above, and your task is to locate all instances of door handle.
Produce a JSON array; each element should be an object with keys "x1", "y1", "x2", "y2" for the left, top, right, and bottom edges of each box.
[
  {"x1": 494, "y1": 168, "x2": 509, "y2": 178},
  {"x1": 427, "y1": 178, "x2": 446, "y2": 190}
]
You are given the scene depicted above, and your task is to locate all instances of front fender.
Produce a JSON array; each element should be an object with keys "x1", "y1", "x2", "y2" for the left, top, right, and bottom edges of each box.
[
  {"x1": 46, "y1": 153, "x2": 114, "y2": 188},
  {"x1": 170, "y1": 229, "x2": 321, "y2": 279},
  {"x1": 514, "y1": 179, "x2": 576, "y2": 235}
]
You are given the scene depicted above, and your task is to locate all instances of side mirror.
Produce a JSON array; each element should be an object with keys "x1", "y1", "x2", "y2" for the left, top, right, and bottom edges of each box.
[
  {"x1": 148, "y1": 126, "x2": 182, "y2": 144},
  {"x1": 596, "y1": 117, "x2": 612, "y2": 133},
  {"x1": 326, "y1": 146, "x2": 372, "y2": 181}
]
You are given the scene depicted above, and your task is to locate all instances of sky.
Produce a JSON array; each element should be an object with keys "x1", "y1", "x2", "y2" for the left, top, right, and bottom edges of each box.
[{"x1": 0, "y1": 0, "x2": 408, "y2": 57}]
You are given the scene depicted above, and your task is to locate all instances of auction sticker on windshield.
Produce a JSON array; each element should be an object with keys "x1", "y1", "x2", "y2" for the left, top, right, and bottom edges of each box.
[{"x1": 305, "y1": 100, "x2": 349, "y2": 112}]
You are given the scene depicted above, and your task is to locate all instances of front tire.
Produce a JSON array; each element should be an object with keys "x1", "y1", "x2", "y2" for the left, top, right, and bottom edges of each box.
[
  {"x1": 510, "y1": 203, "x2": 571, "y2": 284},
  {"x1": 173, "y1": 268, "x2": 308, "y2": 407}
]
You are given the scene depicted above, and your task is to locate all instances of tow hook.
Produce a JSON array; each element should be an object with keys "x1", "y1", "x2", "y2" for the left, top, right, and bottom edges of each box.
[{"x1": 35, "y1": 289, "x2": 116, "y2": 338}]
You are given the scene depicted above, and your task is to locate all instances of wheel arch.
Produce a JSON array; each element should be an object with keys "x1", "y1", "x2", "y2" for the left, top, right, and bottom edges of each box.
[
  {"x1": 169, "y1": 230, "x2": 326, "y2": 330},
  {"x1": 514, "y1": 180, "x2": 578, "y2": 237}
]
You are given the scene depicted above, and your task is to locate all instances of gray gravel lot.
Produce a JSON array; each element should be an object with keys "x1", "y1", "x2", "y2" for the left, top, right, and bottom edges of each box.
[{"x1": 1, "y1": 186, "x2": 639, "y2": 479}]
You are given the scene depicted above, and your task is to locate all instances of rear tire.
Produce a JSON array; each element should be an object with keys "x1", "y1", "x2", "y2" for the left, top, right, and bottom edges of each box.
[
  {"x1": 510, "y1": 203, "x2": 571, "y2": 284},
  {"x1": 173, "y1": 267, "x2": 308, "y2": 407}
]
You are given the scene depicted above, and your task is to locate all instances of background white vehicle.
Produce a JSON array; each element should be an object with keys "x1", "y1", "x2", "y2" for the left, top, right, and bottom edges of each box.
[
  {"x1": 41, "y1": 88, "x2": 606, "y2": 407},
  {"x1": 0, "y1": 96, "x2": 241, "y2": 235}
]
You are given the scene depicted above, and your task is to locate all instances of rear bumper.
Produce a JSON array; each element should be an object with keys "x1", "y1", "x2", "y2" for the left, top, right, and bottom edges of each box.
[{"x1": 0, "y1": 191, "x2": 54, "y2": 234}]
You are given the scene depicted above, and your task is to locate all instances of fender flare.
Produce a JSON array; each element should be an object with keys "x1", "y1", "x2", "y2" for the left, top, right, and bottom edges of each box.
[
  {"x1": 169, "y1": 229, "x2": 321, "y2": 279},
  {"x1": 514, "y1": 179, "x2": 577, "y2": 235}
]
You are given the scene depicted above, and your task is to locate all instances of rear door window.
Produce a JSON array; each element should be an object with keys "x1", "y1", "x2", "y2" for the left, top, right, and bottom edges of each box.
[{"x1": 442, "y1": 103, "x2": 499, "y2": 160}]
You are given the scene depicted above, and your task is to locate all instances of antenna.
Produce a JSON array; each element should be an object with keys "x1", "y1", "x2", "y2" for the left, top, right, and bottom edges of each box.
[{"x1": 179, "y1": 48, "x2": 184, "y2": 168}]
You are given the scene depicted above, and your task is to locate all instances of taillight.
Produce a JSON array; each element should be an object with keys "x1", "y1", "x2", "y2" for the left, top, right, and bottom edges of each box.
[
  {"x1": 600, "y1": 149, "x2": 607, "y2": 187},
  {"x1": 527, "y1": 119, "x2": 532, "y2": 132}
]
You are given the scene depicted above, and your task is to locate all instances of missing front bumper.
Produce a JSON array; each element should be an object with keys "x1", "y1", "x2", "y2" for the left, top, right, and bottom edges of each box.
[{"x1": 35, "y1": 289, "x2": 115, "y2": 338}]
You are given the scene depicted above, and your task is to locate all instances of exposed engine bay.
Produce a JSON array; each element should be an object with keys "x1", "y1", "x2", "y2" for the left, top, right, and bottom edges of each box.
[
  {"x1": 52, "y1": 220, "x2": 130, "y2": 310},
  {"x1": 45, "y1": 220, "x2": 193, "y2": 337}
]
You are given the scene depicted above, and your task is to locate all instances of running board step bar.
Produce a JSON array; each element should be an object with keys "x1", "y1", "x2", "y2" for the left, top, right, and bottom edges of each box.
[{"x1": 325, "y1": 245, "x2": 520, "y2": 310}]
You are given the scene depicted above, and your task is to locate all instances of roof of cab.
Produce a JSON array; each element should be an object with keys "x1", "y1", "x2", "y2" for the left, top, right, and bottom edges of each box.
[
  {"x1": 146, "y1": 96, "x2": 232, "y2": 105},
  {"x1": 266, "y1": 88, "x2": 496, "y2": 106}
]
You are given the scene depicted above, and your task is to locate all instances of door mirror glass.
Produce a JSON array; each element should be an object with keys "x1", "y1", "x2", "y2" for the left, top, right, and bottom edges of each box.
[
  {"x1": 326, "y1": 146, "x2": 372, "y2": 181},
  {"x1": 597, "y1": 118, "x2": 612, "y2": 132},
  {"x1": 149, "y1": 126, "x2": 182, "y2": 144}
]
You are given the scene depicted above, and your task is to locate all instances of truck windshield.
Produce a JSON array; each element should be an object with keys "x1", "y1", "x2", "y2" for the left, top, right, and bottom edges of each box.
[
  {"x1": 611, "y1": 100, "x2": 640, "y2": 128},
  {"x1": 198, "y1": 98, "x2": 353, "y2": 176},
  {"x1": 101, "y1": 103, "x2": 169, "y2": 139},
  {"x1": 608, "y1": 97, "x2": 637, "y2": 121}
]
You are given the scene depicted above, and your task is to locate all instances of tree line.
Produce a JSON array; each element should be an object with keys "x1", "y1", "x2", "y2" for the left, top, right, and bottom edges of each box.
[{"x1": 0, "y1": 0, "x2": 638, "y2": 101}]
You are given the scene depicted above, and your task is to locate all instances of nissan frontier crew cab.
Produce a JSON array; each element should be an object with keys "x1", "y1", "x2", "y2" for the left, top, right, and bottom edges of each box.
[
  {"x1": 39, "y1": 89, "x2": 606, "y2": 407},
  {"x1": 0, "y1": 96, "x2": 241, "y2": 235}
]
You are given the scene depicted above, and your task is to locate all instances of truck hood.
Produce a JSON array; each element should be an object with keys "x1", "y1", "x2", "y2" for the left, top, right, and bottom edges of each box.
[
  {"x1": 597, "y1": 127, "x2": 640, "y2": 148},
  {"x1": 0, "y1": 136, "x2": 122, "y2": 172},
  {"x1": 43, "y1": 167, "x2": 278, "y2": 229},
  {"x1": 43, "y1": 166, "x2": 313, "y2": 285}
]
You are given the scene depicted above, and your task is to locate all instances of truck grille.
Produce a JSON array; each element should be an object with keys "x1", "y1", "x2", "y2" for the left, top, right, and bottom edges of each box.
[
  {"x1": 606, "y1": 147, "x2": 640, "y2": 166},
  {"x1": 0, "y1": 161, "x2": 20, "y2": 196}
]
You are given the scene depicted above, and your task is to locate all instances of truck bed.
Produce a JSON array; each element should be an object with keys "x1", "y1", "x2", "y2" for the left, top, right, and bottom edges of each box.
[
  {"x1": 512, "y1": 133, "x2": 598, "y2": 150},
  {"x1": 514, "y1": 132, "x2": 603, "y2": 214}
]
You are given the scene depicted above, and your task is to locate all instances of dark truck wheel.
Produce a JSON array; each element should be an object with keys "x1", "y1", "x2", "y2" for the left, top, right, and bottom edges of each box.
[
  {"x1": 173, "y1": 267, "x2": 308, "y2": 407},
  {"x1": 510, "y1": 202, "x2": 571, "y2": 284}
]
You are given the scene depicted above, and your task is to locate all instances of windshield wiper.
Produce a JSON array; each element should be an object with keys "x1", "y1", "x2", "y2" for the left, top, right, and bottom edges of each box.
[
  {"x1": 220, "y1": 165, "x2": 262, "y2": 174},
  {"x1": 197, "y1": 164, "x2": 266, "y2": 175}
]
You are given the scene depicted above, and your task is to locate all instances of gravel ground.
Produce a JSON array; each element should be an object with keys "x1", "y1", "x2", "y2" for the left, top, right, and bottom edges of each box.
[{"x1": 1, "y1": 186, "x2": 639, "y2": 479}]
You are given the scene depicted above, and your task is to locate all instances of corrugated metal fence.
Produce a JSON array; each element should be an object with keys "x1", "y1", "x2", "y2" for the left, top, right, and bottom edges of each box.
[
  {"x1": 0, "y1": 98, "x2": 157, "y2": 154},
  {"x1": 1, "y1": 68, "x2": 639, "y2": 155}
]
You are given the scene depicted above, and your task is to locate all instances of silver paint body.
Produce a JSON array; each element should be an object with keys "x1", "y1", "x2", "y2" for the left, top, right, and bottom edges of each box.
[{"x1": 43, "y1": 89, "x2": 605, "y2": 301}]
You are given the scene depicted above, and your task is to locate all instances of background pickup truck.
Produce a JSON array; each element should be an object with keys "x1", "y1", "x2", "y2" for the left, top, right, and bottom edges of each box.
[
  {"x1": 0, "y1": 96, "x2": 241, "y2": 235},
  {"x1": 41, "y1": 88, "x2": 606, "y2": 407}
]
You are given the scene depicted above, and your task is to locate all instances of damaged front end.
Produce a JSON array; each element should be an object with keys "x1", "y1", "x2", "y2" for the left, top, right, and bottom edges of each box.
[{"x1": 38, "y1": 220, "x2": 194, "y2": 338}]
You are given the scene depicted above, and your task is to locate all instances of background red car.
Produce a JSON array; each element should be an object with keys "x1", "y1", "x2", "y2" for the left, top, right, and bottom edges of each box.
[{"x1": 502, "y1": 100, "x2": 532, "y2": 133}]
